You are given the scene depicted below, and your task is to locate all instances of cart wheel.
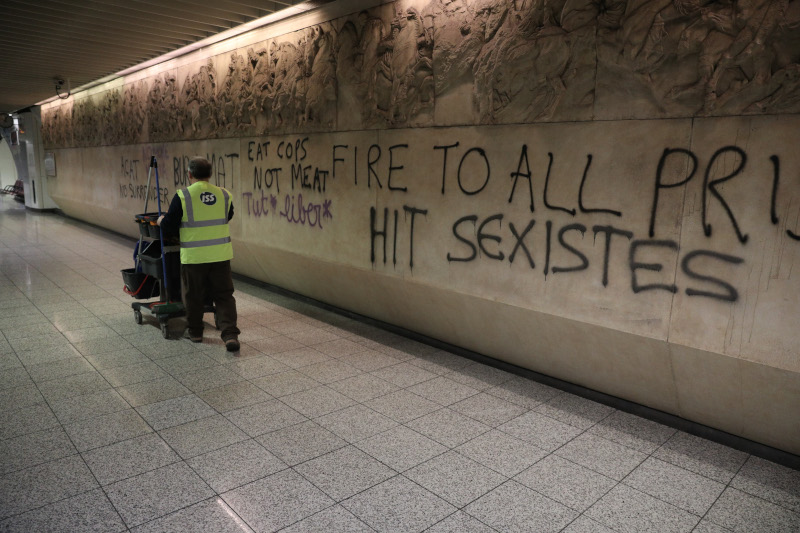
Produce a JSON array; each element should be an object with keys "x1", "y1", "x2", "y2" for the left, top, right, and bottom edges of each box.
[
  {"x1": 134, "y1": 309, "x2": 142, "y2": 325},
  {"x1": 214, "y1": 312, "x2": 220, "y2": 330},
  {"x1": 161, "y1": 321, "x2": 169, "y2": 339}
]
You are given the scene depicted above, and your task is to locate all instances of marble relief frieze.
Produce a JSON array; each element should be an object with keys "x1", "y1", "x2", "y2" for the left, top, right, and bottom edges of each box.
[{"x1": 41, "y1": 0, "x2": 800, "y2": 148}]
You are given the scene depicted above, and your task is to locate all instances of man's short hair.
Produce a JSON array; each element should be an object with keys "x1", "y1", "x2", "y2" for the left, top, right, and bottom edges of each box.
[{"x1": 188, "y1": 157, "x2": 212, "y2": 179}]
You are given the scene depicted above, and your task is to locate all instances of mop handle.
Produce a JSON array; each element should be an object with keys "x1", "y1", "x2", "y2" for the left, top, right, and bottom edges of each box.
[
  {"x1": 134, "y1": 162, "x2": 155, "y2": 271},
  {"x1": 153, "y1": 157, "x2": 170, "y2": 298}
]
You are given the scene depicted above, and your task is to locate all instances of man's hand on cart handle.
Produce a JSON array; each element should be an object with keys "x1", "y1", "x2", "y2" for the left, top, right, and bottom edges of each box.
[{"x1": 157, "y1": 215, "x2": 165, "y2": 225}]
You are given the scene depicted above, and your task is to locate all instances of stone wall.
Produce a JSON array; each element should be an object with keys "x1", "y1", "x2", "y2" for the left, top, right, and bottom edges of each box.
[{"x1": 40, "y1": 0, "x2": 800, "y2": 454}]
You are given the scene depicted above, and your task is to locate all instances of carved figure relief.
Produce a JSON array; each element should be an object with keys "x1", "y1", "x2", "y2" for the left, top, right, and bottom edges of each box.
[
  {"x1": 41, "y1": 0, "x2": 800, "y2": 149},
  {"x1": 120, "y1": 81, "x2": 147, "y2": 145}
]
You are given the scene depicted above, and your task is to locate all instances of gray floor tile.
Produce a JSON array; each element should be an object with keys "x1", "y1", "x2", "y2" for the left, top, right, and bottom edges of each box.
[
  {"x1": 37, "y1": 370, "x2": 111, "y2": 402},
  {"x1": 342, "y1": 475, "x2": 456, "y2": 533},
  {"x1": 497, "y1": 411, "x2": 583, "y2": 452},
  {"x1": 366, "y1": 390, "x2": 440, "y2": 423},
  {"x1": 561, "y1": 516, "x2": 617, "y2": 533},
  {"x1": 0, "y1": 427, "x2": 77, "y2": 475},
  {"x1": 73, "y1": 337, "x2": 135, "y2": 356},
  {"x1": 174, "y1": 365, "x2": 246, "y2": 393},
  {"x1": 225, "y1": 398, "x2": 307, "y2": 437},
  {"x1": 129, "y1": 498, "x2": 256, "y2": 533},
  {"x1": 268, "y1": 347, "x2": 333, "y2": 368},
  {"x1": 249, "y1": 335, "x2": 307, "y2": 355},
  {"x1": 187, "y1": 439, "x2": 287, "y2": 493},
  {"x1": 280, "y1": 504, "x2": 374, "y2": 533},
  {"x1": 450, "y1": 392, "x2": 529, "y2": 427},
  {"x1": 159, "y1": 414, "x2": 249, "y2": 459},
  {"x1": 0, "y1": 367, "x2": 31, "y2": 391},
  {"x1": 155, "y1": 352, "x2": 219, "y2": 376},
  {"x1": 585, "y1": 485, "x2": 700, "y2": 533},
  {"x1": 313, "y1": 338, "x2": 370, "y2": 358},
  {"x1": 256, "y1": 420, "x2": 347, "y2": 466},
  {"x1": 0, "y1": 455, "x2": 99, "y2": 520},
  {"x1": 295, "y1": 445, "x2": 397, "y2": 501},
  {"x1": 135, "y1": 340, "x2": 200, "y2": 359},
  {"x1": 135, "y1": 394, "x2": 217, "y2": 431},
  {"x1": 51, "y1": 388, "x2": 131, "y2": 424},
  {"x1": 370, "y1": 362, "x2": 438, "y2": 388},
  {"x1": 63, "y1": 326, "x2": 121, "y2": 343},
  {"x1": 705, "y1": 487, "x2": 800, "y2": 533},
  {"x1": 234, "y1": 324, "x2": 281, "y2": 343},
  {"x1": 84, "y1": 348, "x2": 150, "y2": 369},
  {"x1": 406, "y1": 407, "x2": 491, "y2": 448},
  {"x1": 653, "y1": 432, "x2": 750, "y2": 483},
  {"x1": 83, "y1": 432, "x2": 180, "y2": 486},
  {"x1": 222, "y1": 469, "x2": 334, "y2": 533},
  {"x1": 197, "y1": 380, "x2": 273, "y2": 412},
  {"x1": 0, "y1": 488, "x2": 126, "y2": 533},
  {"x1": 286, "y1": 327, "x2": 343, "y2": 346},
  {"x1": 514, "y1": 454, "x2": 617, "y2": 512},
  {"x1": 356, "y1": 425, "x2": 447, "y2": 472},
  {"x1": 465, "y1": 480, "x2": 578, "y2": 533},
  {"x1": 730, "y1": 456, "x2": 800, "y2": 513},
  {"x1": 105, "y1": 462, "x2": 214, "y2": 527},
  {"x1": 25, "y1": 356, "x2": 95, "y2": 383},
  {"x1": 533, "y1": 393, "x2": 616, "y2": 430},
  {"x1": 555, "y1": 433, "x2": 647, "y2": 481},
  {"x1": 251, "y1": 369, "x2": 321, "y2": 397},
  {"x1": 281, "y1": 385, "x2": 357, "y2": 418},
  {"x1": 315, "y1": 404, "x2": 399, "y2": 443},
  {"x1": 0, "y1": 384, "x2": 44, "y2": 412},
  {"x1": 425, "y1": 511, "x2": 495, "y2": 533},
  {"x1": 335, "y1": 350, "x2": 401, "y2": 372},
  {"x1": 227, "y1": 354, "x2": 292, "y2": 380},
  {"x1": 407, "y1": 376, "x2": 480, "y2": 406},
  {"x1": 624, "y1": 457, "x2": 726, "y2": 516},
  {"x1": 456, "y1": 429, "x2": 548, "y2": 477},
  {"x1": 299, "y1": 359, "x2": 363, "y2": 384},
  {"x1": 405, "y1": 451, "x2": 507, "y2": 507},
  {"x1": 691, "y1": 520, "x2": 733, "y2": 533},
  {"x1": 588, "y1": 410, "x2": 677, "y2": 454},
  {"x1": 116, "y1": 376, "x2": 192, "y2": 407},
  {"x1": 0, "y1": 403, "x2": 58, "y2": 439},
  {"x1": 14, "y1": 344, "x2": 83, "y2": 367},
  {"x1": 63, "y1": 408, "x2": 153, "y2": 452},
  {"x1": 7, "y1": 334, "x2": 69, "y2": 354},
  {"x1": 328, "y1": 373, "x2": 400, "y2": 403},
  {"x1": 99, "y1": 360, "x2": 168, "y2": 387}
]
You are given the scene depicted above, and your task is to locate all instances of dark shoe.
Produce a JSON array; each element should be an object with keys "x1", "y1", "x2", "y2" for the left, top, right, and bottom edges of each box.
[
  {"x1": 225, "y1": 338, "x2": 240, "y2": 352},
  {"x1": 184, "y1": 330, "x2": 202, "y2": 343}
]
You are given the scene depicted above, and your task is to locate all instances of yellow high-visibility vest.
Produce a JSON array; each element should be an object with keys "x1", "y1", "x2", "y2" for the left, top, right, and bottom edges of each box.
[{"x1": 177, "y1": 181, "x2": 233, "y2": 264}]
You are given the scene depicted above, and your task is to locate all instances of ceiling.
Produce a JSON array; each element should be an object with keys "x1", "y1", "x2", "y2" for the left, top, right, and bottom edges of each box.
[{"x1": 0, "y1": 0, "x2": 320, "y2": 115}]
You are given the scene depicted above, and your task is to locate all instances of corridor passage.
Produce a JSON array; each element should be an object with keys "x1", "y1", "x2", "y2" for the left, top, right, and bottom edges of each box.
[{"x1": 1, "y1": 195, "x2": 798, "y2": 532}]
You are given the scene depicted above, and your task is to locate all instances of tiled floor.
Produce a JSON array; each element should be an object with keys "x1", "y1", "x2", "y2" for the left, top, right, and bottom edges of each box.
[{"x1": 1, "y1": 194, "x2": 799, "y2": 532}]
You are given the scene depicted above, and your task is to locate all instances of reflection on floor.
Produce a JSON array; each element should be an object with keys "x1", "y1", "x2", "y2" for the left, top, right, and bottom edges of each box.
[{"x1": 1, "y1": 196, "x2": 798, "y2": 532}]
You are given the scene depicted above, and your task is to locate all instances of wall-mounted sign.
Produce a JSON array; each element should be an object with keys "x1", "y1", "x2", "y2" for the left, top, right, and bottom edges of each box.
[{"x1": 44, "y1": 152, "x2": 56, "y2": 177}]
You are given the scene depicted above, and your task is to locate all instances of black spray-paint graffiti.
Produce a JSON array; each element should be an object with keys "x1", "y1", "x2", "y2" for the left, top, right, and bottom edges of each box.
[
  {"x1": 118, "y1": 156, "x2": 169, "y2": 204},
  {"x1": 173, "y1": 153, "x2": 239, "y2": 189},
  {"x1": 248, "y1": 137, "x2": 331, "y2": 195},
  {"x1": 368, "y1": 142, "x2": 799, "y2": 302}
]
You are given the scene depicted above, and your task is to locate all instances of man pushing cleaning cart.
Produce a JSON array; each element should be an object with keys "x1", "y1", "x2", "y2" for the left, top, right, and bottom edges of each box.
[{"x1": 121, "y1": 156, "x2": 237, "y2": 350}]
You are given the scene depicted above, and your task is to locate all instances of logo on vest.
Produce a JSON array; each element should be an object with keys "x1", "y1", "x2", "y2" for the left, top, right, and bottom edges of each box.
[{"x1": 199, "y1": 192, "x2": 217, "y2": 205}]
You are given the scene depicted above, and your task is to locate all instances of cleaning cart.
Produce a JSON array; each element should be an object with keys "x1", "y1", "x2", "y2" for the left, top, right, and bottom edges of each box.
[{"x1": 121, "y1": 156, "x2": 217, "y2": 339}]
